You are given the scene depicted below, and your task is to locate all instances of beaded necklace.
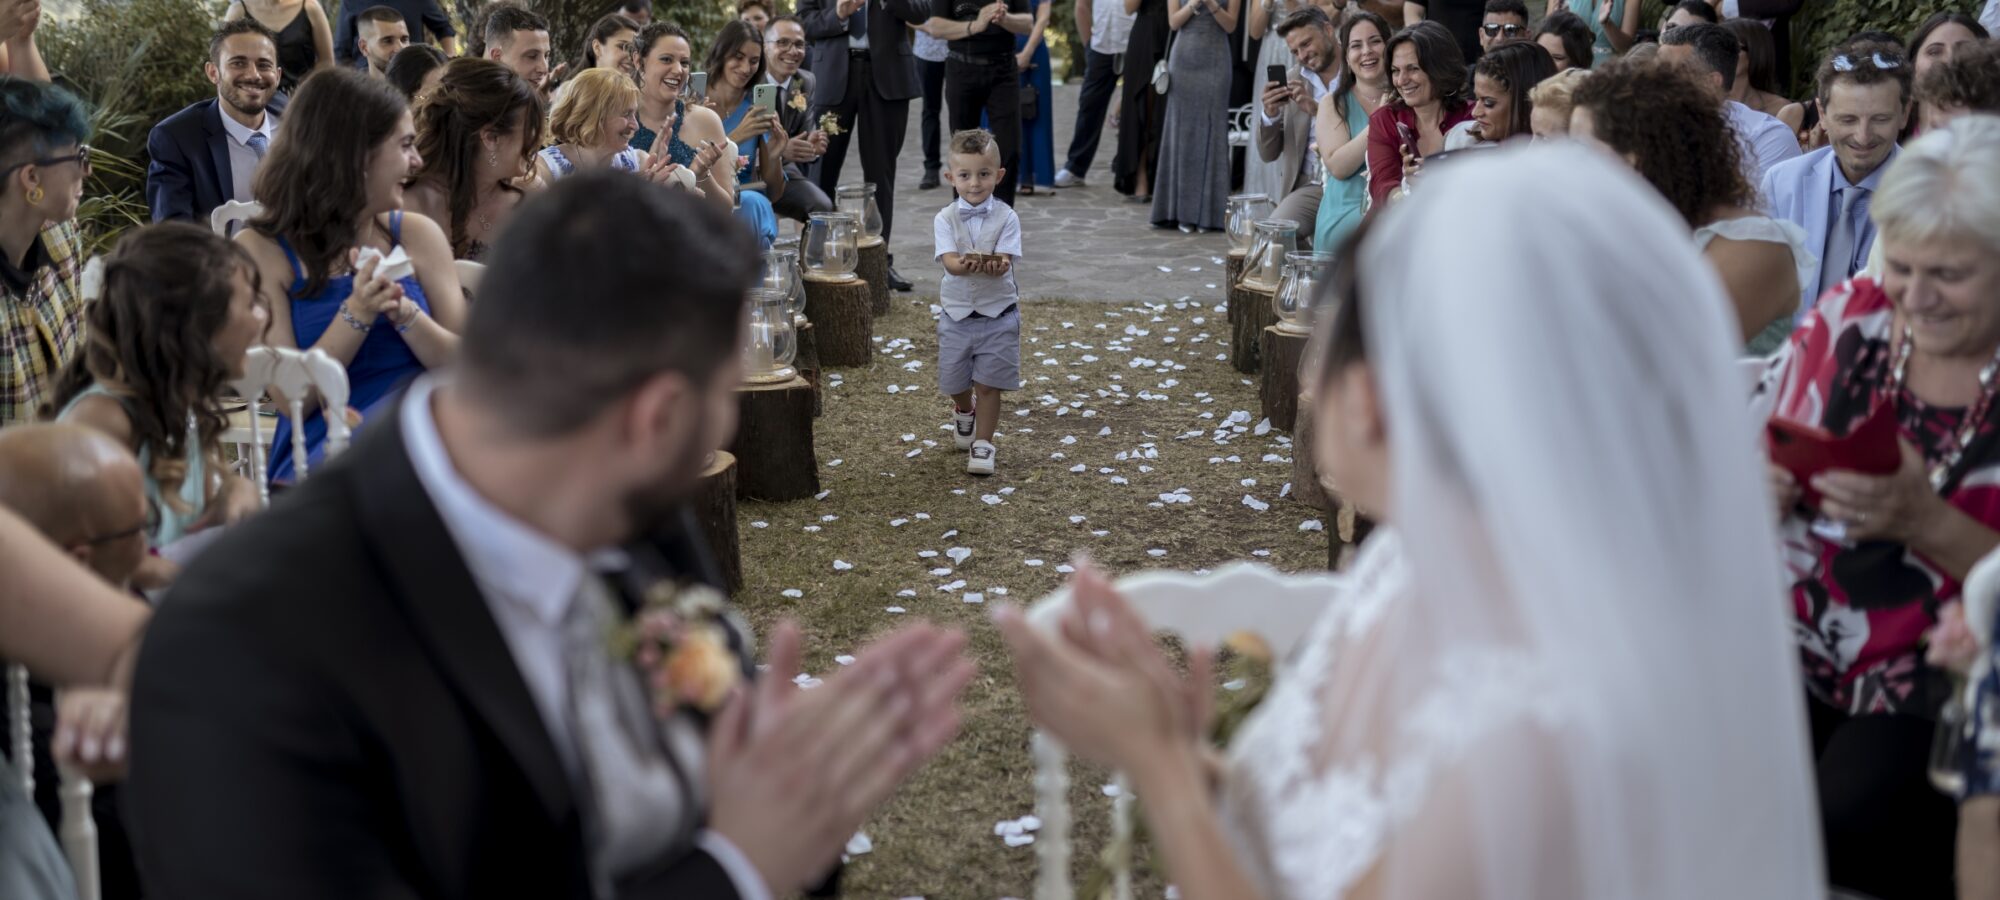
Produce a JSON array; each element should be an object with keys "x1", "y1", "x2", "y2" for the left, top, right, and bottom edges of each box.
[{"x1": 1887, "y1": 324, "x2": 2000, "y2": 491}]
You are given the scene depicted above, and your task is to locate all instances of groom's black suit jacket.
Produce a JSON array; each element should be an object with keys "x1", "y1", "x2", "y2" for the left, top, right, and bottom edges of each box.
[{"x1": 124, "y1": 399, "x2": 751, "y2": 899}]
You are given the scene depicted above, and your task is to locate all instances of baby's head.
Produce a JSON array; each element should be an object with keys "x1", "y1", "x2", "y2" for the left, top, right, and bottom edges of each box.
[{"x1": 945, "y1": 129, "x2": 1005, "y2": 205}]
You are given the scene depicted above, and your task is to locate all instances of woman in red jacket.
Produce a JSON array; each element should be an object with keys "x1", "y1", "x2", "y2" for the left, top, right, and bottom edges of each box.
[{"x1": 1364, "y1": 20, "x2": 1474, "y2": 206}]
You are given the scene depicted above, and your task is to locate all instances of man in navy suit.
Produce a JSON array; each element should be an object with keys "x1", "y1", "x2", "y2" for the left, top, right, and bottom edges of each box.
[{"x1": 146, "y1": 20, "x2": 289, "y2": 226}]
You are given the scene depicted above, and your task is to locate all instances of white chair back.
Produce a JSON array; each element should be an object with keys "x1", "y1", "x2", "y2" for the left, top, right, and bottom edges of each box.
[
  {"x1": 454, "y1": 259, "x2": 485, "y2": 297},
  {"x1": 1022, "y1": 564, "x2": 1341, "y2": 900},
  {"x1": 7, "y1": 665, "x2": 99, "y2": 900},
  {"x1": 208, "y1": 200, "x2": 263, "y2": 238},
  {"x1": 231, "y1": 346, "x2": 353, "y2": 503}
]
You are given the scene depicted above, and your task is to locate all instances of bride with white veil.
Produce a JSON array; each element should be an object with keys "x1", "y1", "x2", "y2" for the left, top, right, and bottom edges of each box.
[{"x1": 993, "y1": 142, "x2": 1824, "y2": 899}]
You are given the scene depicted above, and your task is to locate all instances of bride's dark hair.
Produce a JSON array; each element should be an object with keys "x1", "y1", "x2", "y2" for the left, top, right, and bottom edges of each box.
[{"x1": 1315, "y1": 215, "x2": 1377, "y2": 385}]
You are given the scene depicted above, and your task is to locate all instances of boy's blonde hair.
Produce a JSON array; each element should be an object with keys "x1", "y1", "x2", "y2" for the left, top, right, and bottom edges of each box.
[
  {"x1": 947, "y1": 128, "x2": 1001, "y2": 165},
  {"x1": 549, "y1": 69, "x2": 642, "y2": 147}
]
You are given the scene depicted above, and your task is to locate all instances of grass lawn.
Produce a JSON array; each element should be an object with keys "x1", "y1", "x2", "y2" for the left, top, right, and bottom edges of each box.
[{"x1": 733, "y1": 288, "x2": 1333, "y2": 899}]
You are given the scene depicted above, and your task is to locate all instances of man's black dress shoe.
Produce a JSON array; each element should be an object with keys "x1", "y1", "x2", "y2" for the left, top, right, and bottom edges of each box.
[
  {"x1": 887, "y1": 265, "x2": 913, "y2": 292},
  {"x1": 919, "y1": 169, "x2": 941, "y2": 190}
]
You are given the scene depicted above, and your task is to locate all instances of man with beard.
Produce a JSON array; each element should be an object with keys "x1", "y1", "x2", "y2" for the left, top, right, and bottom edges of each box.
[
  {"x1": 763, "y1": 15, "x2": 834, "y2": 223},
  {"x1": 1761, "y1": 40, "x2": 1912, "y2": 315},
  {"x1": 355, "y1": 5, "x2": 411, "y2": 79},
  {"x1": 1255, "y1": 7, "x2": 1339, "y2": 248},
  {"x1": 124, "y1": 173, "x2": 976, "y2": 900},
  {"x1": 145, "y1": 20, "x2": 288, "y2": 225}
]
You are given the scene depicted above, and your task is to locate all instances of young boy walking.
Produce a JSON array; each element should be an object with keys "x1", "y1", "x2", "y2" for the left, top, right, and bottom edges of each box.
[{"x1": 933, "y1": 129, "x2": 1023, "y2": 476}]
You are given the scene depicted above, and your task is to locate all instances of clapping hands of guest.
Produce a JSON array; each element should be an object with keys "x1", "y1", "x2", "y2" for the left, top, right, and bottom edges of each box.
[
  {"x1": 0, "y1": 0, "x2": 39, "y2": 46},
  {"x1": 690, "y1": 138, "x2": 727, "y2": 182},
  {"x1": 53, "y1": 687, "x2": 129, "y2": 783},
  {"x1": 837, "y1": 0, "x2": 866, "y2": 18},
  {"x1": 637, "y1": 152, "x2": 691, "y2": 189},
  {"x1": 782, "y1": 130, "x2": 828, "y2": 163},
  {"x1": 707, "y1": 620, "x2": 974, "y2": 895}
]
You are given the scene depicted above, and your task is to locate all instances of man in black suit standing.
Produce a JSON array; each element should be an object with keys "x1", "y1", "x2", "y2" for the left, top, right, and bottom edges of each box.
[
  {"x1": 145, "y1": 20, "x2": 287, "y2": 225},
  {"x1": 798, "y1": 0, "x2": 931, "y2": 291},
  {"x1": 124, "y1": 173, "x2": 975, "y2": 900},
  {"x1": 763, "y1": 15, "x2": 834, "y2": 224}
]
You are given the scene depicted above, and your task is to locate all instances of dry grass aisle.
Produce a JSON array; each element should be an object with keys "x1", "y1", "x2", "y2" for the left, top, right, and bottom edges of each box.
[{"x1": 734, "y1": 287, "x2": 1332, "y2": 899}]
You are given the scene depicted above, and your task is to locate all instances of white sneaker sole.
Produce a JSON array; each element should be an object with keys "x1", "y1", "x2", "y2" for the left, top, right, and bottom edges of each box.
[{"x1": 967, "y1": 457, "x2": 995, "y2": 475}]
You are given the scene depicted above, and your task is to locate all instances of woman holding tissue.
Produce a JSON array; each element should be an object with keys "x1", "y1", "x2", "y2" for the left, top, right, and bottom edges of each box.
[
  {"x1": 1751, "y1": 115, "x2": 2000, "y2": 900},
  {"x1": 238, "y1": 69, "x2": 465, "y2": 485}
]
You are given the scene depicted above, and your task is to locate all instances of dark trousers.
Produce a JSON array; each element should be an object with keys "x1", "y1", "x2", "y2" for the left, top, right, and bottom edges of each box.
[
  {"x1": 1809, "y1": 696, "x2": 1957, "y2": 900},
  {"x1": 772, "y1": 168, "x2": 834, "y2": 223},
  {"x1": 946, "y1": 56, "x2": 1020, "y2": 205},
  {"x1": 1062, "y1": 48, "x2": 1120, "y2": 178},
  {"x1": 919, "y1": 57, "x2": 947, "y2": 174},
  {"x1": 808, "y1": 53, "x2": 910, "y2": 240}
]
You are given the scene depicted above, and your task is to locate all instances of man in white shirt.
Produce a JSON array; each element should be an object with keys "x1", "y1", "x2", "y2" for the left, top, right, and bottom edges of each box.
[
  {"x1": 1053, "y1": 0, "x2": 1135, "y2": 187},
  {"x1": 145, "y1": 20, "x2": 286, "y2": 224},
  {"x1": 1659, "y1": 22, "x2": 1800, "y2": 184},
  {"x1": 125, "y1": 173, "x2": 975, "y2": 900},
  {"x1": 1255, "y1": 6, "x2": 1338, "y2": 246}
]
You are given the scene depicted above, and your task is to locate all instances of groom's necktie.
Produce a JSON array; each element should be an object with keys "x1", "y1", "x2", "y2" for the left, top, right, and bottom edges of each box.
[{"x1": 561, "y1": 573, "x2": 700, "y2": 899}]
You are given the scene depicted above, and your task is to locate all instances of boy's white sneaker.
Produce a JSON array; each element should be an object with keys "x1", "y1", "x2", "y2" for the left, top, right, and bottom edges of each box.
[
  {"x1": 967, "y1": 440, "x2": 996, "y2": 476},
  {"x1": 952, "y1": 409, "x2": 977, "y2": 450}
]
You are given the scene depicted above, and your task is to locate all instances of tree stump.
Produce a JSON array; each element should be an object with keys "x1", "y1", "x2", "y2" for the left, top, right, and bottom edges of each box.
[
  {"x1": 1230, "y1": 280, "x2": 1276, "y2": 374},
  {"x1": 730, "y1": 376, "x2": 820, "y2": 501},
  {"x1": 803, "y1": 275, "x2": 874, "y2": 367},
  {"x1": 1258, "y1": 325, "x2": 1308, "y2": 432},
  {"x1": 794, "y1": 317, "x2": 822, "y2": 417},
  {"x1": 1225, "y1": 249, "x2": 1247, "y2": 323},
  {"x1": 1290, "y1": 393, "x2": 1330, "y2": 511},
  {"x1": 693, "y1": 451, "x2": 743, "y2": 595},
  {"x1": 856, "y1": 239, "x2": 891, "y2": 317}
]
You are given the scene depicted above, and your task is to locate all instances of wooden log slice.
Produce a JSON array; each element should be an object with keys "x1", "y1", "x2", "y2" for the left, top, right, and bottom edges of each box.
[
  {"x1": 1290, "y1": 393, "x2": 1330, "y2": 511},
  {"x1": 794, "y1": 318, "x2": 822, "y2": 417},
  {"x1": 693, "y1": 451, "x2": 743, "y2": 594},
  {"x1": 803, "y1": 276, "x2": 874, "y2": 367},
  {"x1": 1258, "y1": 325, "x2": 1308, "y2": 433},
  {"x1": 856, "y1": 239, "x2": 891, "y2": 317},
  {"x1": 1229, "y1": 281, "x2": 1275, "y2": 374},
  {"x1": 729, "y1": 376, "x2": 820, "y2": 501}
]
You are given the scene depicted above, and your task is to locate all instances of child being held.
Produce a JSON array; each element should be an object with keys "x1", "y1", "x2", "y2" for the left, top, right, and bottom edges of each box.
[{"x1": 932, "y1": 128, "x2": 1023, "y2": 476}]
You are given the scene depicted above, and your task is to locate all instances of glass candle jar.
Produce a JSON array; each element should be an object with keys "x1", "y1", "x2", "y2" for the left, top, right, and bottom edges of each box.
[
  {"x1": 803, "y1": 212, "x2": 860, "y2": 281},
  {"x1": 1226, "y1": 193, "x2": 1273, "y2": 255},
  {"x1": 762, "y1": 245, "x2": 808, "y2": 322},
  {"x1": 835, "y1": 183, "x2": 885, "y2": 246},
  {"x1": 1242, "y1": 218, "x2": 1301, "y2": 291},
  {"x1": 742, "y1": 288, "x2": 798, "y2": 383},
  {"x1": 1272, "y1": 251, "x2": 1333, "y2": 334}
]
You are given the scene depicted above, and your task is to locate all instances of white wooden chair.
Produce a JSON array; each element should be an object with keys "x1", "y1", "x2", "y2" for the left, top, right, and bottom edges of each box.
[
  {"x1": 208, "y1": 199, "x2": 263, "y2": 238},
  {"x1": 1022, "y1": 564, "x2": 1342, "y2": 900},
  {"x1": 231, "y1": 346, "x2": 352, "y2": 504},
  {"x1": 453, "y1": 259, "x2": 485, "y2": 297},
  {"x1": 8, "y1": 665, "x2": 100, "y2": 900}
]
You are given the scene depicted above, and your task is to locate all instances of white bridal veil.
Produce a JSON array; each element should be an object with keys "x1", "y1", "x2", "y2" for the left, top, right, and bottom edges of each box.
[{"x1": 1297, "y1": 143, "x2": 1823, "y2": 898}]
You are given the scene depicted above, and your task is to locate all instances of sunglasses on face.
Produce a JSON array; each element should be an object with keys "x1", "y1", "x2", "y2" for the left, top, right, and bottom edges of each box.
[
  {"x1": 1481, "y1": 22, "x2": 1526, "y2": 36},
  {"x1": 0, "y1": 144, "x2": 92, "y2": 182}
]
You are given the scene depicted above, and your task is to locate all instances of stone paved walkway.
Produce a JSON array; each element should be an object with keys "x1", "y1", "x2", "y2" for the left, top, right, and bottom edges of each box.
[{"x1": 795, "y1": 78, "x2": 1235, "y2": 303}]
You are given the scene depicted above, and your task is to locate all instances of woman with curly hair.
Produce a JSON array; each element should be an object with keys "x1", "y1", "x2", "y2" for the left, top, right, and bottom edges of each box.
[
  {"x1": 1364, "y1": 21, "x2": 1473, "y2": 205},
  {"x1": 1571, "y1": 60, "x2": 1812, "y2": 353},
  {"x1": 404, "y1": 58, "x2": 547, "y2": 261},
  {"x1": 52, "y1": 223, "x2": 269, "y2": 556}
]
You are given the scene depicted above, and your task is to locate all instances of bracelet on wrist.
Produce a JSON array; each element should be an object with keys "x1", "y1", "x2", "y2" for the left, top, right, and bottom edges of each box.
[
  {"x1": 337, "y1": 302, "x2": 372, "y2": 333},
  {"x1": 390, "y1": 299, "x2": 419, "y2": 333}
]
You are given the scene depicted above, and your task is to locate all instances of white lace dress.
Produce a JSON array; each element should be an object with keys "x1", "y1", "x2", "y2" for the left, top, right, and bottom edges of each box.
[{"x1": 1216, "y1": 531, "x2": 1576, "y2": 900}]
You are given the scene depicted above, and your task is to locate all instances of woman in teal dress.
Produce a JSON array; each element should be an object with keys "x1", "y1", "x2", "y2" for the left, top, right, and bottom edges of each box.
[
  {"x1": 1016, "y1": 0, "x2": 1056, "y2": 193},
  {"x1": 1313, "y1": 10, "x2": 1390, "y2": 251},
  {"x1": 1550, "y1": 0, "x2": 1637, "y2": 63}
]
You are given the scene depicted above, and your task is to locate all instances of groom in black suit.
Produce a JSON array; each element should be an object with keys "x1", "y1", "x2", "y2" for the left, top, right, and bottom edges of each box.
[
  {"x1": 124, "y1": 173, "x2": 973, "y2": 899},
  {"x1": 798, "y1": 0, "x2": 932, "y2": 291}
]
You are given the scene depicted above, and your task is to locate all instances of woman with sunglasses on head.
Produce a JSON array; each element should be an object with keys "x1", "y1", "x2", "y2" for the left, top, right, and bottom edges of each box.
[
  {"x1": 52, "y1": 223, "x2": 270, "y2": 563},
  {"x1": 0, "y1": 77, "x2": 90, "y2": 428}
]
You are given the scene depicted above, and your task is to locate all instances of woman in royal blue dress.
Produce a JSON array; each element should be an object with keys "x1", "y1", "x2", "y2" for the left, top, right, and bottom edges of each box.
[
  {"x1": 700, "y1": 18, "x2": 788, "y2": 248},
  {"x1": 236, "y1": 69, "x2": 466, "y2": 484}
]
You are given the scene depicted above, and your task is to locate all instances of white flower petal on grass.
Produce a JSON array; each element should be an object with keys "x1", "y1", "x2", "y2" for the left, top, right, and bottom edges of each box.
[
  {"x1": 1098, "y1": 426, "x2": 1112, "y2": 436},
  {"x1": 981, "y1": 494, "x2": 1004, "y2": 506},
  {"x1": 930, "y1": 567, "x2": 953, "y2": 576},
  {"x1": 821, "y1": 514, "x2": 839, "y2": 522},
  {"x1": 846, "y1": 832, "x2": 873, "y2": 856},
  {"x1": 897, "y1": 589, "x2": 917, "y2": 597},
  {"x1": 1070, "y1": 464, "x2": 1087, "y2": 472},
  {"x1": 902, "y1": 433, "x2": 917, "y2": 441},
  {"x1": 890, "y1": 518, "x2": 909, "y2": 527},
  {"x1": 751, "y1": 520, "x2": 770, "y2": 529},
  {"x1": 1068, "y1": 515, "x2": 1086, "y2": 524},
  {"x1": 1024, "y1": 559, "x2": 1045, "y2": 567},
  {"x1": 803, "y1": 525, "x2": 822, "y2": 533},
  {"x1": 1279, "y1": 482, "x2": 1293, "y2": 498},
  {"x1": 938, "y1": 579, "x2": 967, "y2": 592},
  {"x1": 918, "y1": 550, "x2": 939, "y2": 558},
  {"x1": 832, "y1": 559, "x2": 854, "y2": 571},
  {"x1": 963, "y1": 592, "x2": 985, "y2": 604},
  {"x1": 1242, "y1": 495, "x2": 1271, "y2": 512},
  {"x1": 907, "y1": 449, "x2": 923, "y2": 458},
  {"x1": 794, "y1": 673, "x2": 823, "y2": 688},
  {"x1": 887, "y1": 385, "x2": 901, "y2": 394},
  {"x1": 1147, "y1": 548, "x2": 1168, "y2": 557},
  {"x1": 1252, "y1": 549, "x2": 1272, "y2": 557},
  {"x1": 1300, "y1": 519, "x2": 1325, "y2": 532},
  {"x1": 781, "y1": 589, "x2": 804, "y2": 598},
  {"x1": 946, "y1": 547, "x2": 973, "y2": 564},
  {"x1": 1055, "y1": 564, "x2": 1074, "y2": 574},
  {"x1": 885, "y1": 606, "x2": 907, "y2": 614},
  {"x1": 815, "y1": 490, "x2": 831, "y2": 500},
  {"x1": 1253, "y1": 419, "x2": 1272, "y2": 436},
  {"x1": 835, "y1": 655, "x2": 857, "y2": 666}
]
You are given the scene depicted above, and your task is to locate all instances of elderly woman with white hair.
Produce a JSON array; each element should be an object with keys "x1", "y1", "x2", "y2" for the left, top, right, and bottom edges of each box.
[{"x1": 1754, "y1": 114, "x2": 2000, "y2": 900}]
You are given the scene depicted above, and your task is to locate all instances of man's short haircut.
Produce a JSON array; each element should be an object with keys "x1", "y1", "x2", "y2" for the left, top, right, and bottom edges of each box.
[
  {"x1": 1660, "y1": 21, "x2": 1739, "y2": 90},
  {"x1": 1914, "y1": 39, "x2": 2000, "y2": 115},
  {"x1": 1815, "y1": 39, "x2": 1913, "y2": 106},
  {"x1": 357, "y1": 5, "x2": 406, "y2": 30},
  {"x1": 619, "y1": 0, "x2": 649, "y2": 11},
  {"x1": 766, "y1": 13, "x2": 804, "y2": 36},
  {"x1": 1669, "y1": 0, "x2": 1717, "y2": 24},
  {"x1": 460, "y1": 172, "x2": 760, "y2": 436},
  {"x1": 210, "y1": 18, "x2": 280, "y2": 64},
  {"x1": 1275, "y1": 5, "x2": 1334, "y2": 38},
  {"x1": 1483, "y1": 0, "x2": 1529, "y2": 20},
  {"x1": 948, "y1": 128, "x2": 1000, "y2": 164},
  {"x1": 483, "y1": 4, "x2": 550, "y2": 50},
  {"x1": 738, "y1": 0, "x2": 770, "y2": 14}
]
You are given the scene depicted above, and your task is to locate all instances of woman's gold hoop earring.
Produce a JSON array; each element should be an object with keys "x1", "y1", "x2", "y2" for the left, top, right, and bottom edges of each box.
[{"x1": 26, "y1": 186, "x2": 43, "y2": 205}]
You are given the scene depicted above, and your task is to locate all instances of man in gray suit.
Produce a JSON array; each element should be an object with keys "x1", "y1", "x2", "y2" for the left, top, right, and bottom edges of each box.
[
  {"x1": 764, "y1": 16, "x2": 835, "y2": 224},
  {"x1": 1255, "y1": 7, "x2": 1338, "y2": 248}
]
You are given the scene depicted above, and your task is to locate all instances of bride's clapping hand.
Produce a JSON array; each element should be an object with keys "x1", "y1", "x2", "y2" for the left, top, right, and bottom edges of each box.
[{"x1": 993, "y1": 560, "x2": 1214, "y2": 772}]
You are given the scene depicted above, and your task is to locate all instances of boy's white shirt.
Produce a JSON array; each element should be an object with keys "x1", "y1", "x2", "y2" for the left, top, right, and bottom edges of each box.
[{"x1": 934, "y1": 196, "x2": 1022, "y2": 321}]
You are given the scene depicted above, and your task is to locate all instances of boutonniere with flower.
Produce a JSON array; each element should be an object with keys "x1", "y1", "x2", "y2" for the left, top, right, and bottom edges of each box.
[
  {"x1": 610, "y1": 581, "x2": 742, "y2": 718},
  {"x1": 789, "y1": 91, "x2": 809, "y2": 112},
  {"x1": 818, "y1": 111, "x2": 845, "y2": 136}
]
